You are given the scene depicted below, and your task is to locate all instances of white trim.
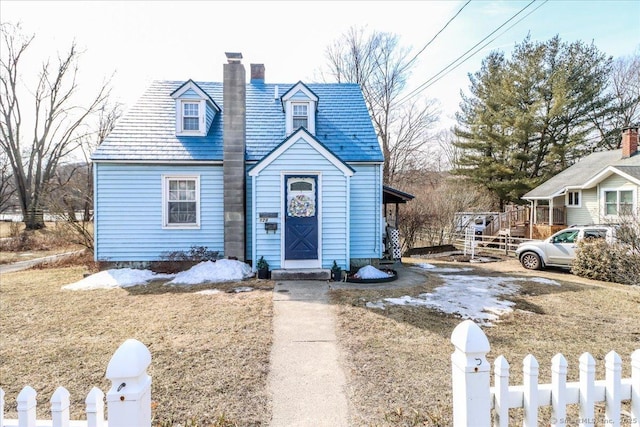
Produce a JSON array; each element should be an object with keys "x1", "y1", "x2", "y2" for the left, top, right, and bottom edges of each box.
[
  {"x1": 600, "y1": 186, "x2": 637, "y2": 219},
  {"x1": 93, "y1": 160, "x2": 224, "y2": 165},
  {"x1": 251, "y1": 174, "x2": 258, "y2": 270},
  {"x1": 281, "y1": 83, "x2": 319, "y2": 103},
  {"x1": 162, "y1": 174, "x2": 201, "y2": 229},
  {"x1": 583, "y1": 166, "x2": 640, "y2": 188},
  {"x1": 249, "y1": 130, "x2": 354, "y2": 177},
  {"x1": 281, "y1": 172, "x2": 322, "y2": 269},
  {"x1": 175, "y1": 99, "x2": 207, "y2": 136}
]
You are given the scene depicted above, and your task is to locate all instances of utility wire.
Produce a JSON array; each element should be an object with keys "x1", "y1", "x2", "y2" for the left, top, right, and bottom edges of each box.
[
  {"x1": 405, "y1": 0, "x2": 472, "y2": 69},
  {"x1": 398, "y1": 0, "x2": 547, "y2": 105}
]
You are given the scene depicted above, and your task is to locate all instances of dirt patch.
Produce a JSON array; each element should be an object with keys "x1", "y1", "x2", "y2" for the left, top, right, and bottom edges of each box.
[
  {"x1": 0, "y1": 267, "x2": 274, "y2": 426},
  {"x1": 331, "y1": 258, "x2": 640, "y2": 426}
]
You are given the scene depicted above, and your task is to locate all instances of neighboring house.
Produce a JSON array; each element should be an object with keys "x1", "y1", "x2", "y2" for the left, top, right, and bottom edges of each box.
[
  {"x1": 522, "y1": 126, "x2": 639, "y2": 238},
  {"x1": 92, "y1": 52, "x2": 395, "y2": 272}
]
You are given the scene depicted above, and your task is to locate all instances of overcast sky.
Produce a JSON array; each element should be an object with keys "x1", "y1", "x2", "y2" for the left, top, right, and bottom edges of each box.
[{"x1": 2, "y1": 0, "x2": 639, "y2": 131}]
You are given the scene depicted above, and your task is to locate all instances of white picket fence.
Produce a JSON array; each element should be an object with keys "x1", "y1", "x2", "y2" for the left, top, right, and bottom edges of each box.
[
  {"x1": 451, "y1": 320, "x2": 640, "y2": 426},
  {"x1": 0, "y1": 339, "x2": 152, "y2": 427}
]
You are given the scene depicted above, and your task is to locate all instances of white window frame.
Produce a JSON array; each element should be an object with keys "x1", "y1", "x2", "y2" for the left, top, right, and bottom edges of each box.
[
  {"x1": 176, "y1": 100, "x2": 206, "y2": 136},
  {"x1": 292, "y1": 103, "x2": 309, "y2": 130},
  {"x1": 566, "y1": 190, "x2": 581, "y2": 208},
  {"x1": 162, "y1": 175, "x2": 200, "y2": 229},
  {"x1": 285, "y1": 100, "x2": 315, "y2": 135},
  {"x1": 601, "y1": 187, "x2": 636, "y2": 218}
]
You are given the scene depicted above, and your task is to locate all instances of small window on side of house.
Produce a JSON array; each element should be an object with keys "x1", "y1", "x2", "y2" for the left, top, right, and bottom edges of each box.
[
  {"x1": 163, "y1": 176, "x2": 200, "y2": 228},
  {"x1": 567, "y1": 191, "x2": 580, "y2": 207}
]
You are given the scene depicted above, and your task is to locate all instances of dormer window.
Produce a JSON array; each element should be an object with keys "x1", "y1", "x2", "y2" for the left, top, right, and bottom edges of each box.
[
  {"x1": 171, "y1": 79, "x2": 221, "y2": 137},
  {"x1": 182, "y1": 102, "x2": 201, "y2": 131},
  {"x1": 292, "y1": 103, "x2": 308, "y2": 129},
  {"x1": 281, "y1": 82, "x2": 318, "y2": 136}
]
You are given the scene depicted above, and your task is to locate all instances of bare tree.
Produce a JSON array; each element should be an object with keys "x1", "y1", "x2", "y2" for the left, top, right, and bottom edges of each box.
[
  {"x1": 46, "y1": 103, "x2": 122, "y2": 249},
  {"x1": 591, "y1": 49, "x2": 640, "y2": 149},
  {"x1": 322, "y1": 26, "x2": 440, "y2": 184},
  {"x1": 0, "y1": 150, "x2": 16, "y2": 214},
  {"x1": 0, "y1": 22, "x2": 110, "y2": 229}
]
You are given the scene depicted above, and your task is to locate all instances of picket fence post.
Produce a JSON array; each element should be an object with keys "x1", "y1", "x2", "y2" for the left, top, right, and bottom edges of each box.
[
  {"x1": 85, "y1": 387, "x2": 106, "y2": 427},
  {"x1": 451, "y1": 319, "x2": 491, "y2": 427},
  {"x1": 105, "y1": 339, "x2": 152, "y2": 427},
  {"x1": 632, "y1": 349, "x2": 640, "y2": 423},
  {"x1": 50, "y1": 387, "x2": 70, "y2": 426},
  {"x1": 16, "y1": 386, "x2": 37, "y2": 426}
]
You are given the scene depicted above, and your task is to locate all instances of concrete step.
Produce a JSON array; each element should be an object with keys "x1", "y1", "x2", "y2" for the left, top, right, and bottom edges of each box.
[{"x1": 271, "y1": 269, "x2": 331, "y2": 281}]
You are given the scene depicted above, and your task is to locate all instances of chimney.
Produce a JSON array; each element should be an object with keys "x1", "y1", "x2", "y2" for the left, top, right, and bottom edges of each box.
[
  {"x1": 223, "y1": 52, "x2": 246, "y2": 260},
  {"x1": 622, "y1": 125, "x2": 639, "y2": 158},
  {"x1": 250, "y1": 64, "x2": 265, "y2": 83}
]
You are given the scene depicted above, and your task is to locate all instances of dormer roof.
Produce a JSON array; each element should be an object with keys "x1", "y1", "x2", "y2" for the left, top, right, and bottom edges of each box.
[
  {"x1": 280, "y1": 81, "x2": 319, "y2": 111},
  {"x1": 171, "y1": 79, "x2": 221, "y2": 112}
]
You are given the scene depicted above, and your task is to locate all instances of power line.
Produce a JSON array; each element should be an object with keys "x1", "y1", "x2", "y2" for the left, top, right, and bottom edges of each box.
[
  {"x1": 398, "y1": 0, "x2": 548, "y2": 106},
  {"x1": 405, "y1": 0, "x2": 472, "y2": 69}
]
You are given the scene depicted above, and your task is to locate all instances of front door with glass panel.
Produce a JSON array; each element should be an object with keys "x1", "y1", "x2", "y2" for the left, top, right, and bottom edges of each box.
[{"x1": 284, "y1": 176, "x2": 319, "y2": 266}]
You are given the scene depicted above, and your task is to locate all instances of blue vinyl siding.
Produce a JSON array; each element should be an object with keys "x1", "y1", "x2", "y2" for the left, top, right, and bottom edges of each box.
[
  {"x1": 245, "y1": 165, "x2": 253, "y2": 262},
  {"x1": 252, "y1": 137, "x2": 350, "y2": 270},
  {"x1": 350, "y1": 164, "x2": 383, "y2": 259},
  {"x1": 94, "y1": 163, "x2": 224, "y2": 261}
]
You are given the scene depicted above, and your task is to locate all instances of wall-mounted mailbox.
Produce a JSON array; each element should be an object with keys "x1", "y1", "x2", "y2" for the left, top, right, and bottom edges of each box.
[{"x1": 265, "y1": 222, "x2": 278, "y2": 233}]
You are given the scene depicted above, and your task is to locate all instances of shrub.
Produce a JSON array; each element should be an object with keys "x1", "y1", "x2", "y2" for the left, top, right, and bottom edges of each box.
[
  {"x1": 153, "y1": 246, "x2": 220, "y2": 273},
  {"x1": 572, "y1": 239, "x2": 640, "y2": 286}
]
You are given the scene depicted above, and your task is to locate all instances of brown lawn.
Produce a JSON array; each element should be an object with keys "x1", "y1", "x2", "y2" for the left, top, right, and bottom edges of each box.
[
  {"x1": 331, "y1": 258, "x2": 640, "y2": 426},
  {"x1": 0, "y1": 266, "x2": 274, "y2": 426}
]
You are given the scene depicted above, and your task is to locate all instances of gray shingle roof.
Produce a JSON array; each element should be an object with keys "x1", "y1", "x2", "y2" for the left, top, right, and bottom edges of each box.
[
  {"x1": 92, "y1": 80, "x2": 383, "y2": 163},
  {"x1": 523, "y1": 149, "x2": 640, "y2": 199}
]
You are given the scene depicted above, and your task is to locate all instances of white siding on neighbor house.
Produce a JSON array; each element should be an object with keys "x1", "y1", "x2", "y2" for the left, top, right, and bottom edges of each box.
[
  {"x1": 251, "y1": 138, "x2": 351, "y2": 270},
  {"x1": 94, "y1": 163, "x2": 224, "y2": 262},
  {"x1": 567, "y1": 188, "x2": 599, "y2": 225},
  {"x1": 349, "y1": 163, "x2": 383, "y2": 260}
]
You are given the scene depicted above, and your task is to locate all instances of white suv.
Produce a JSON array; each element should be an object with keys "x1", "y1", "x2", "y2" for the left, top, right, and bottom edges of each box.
[{"x1": 515, "y1": 225, "x2": 617, "y2": 270}]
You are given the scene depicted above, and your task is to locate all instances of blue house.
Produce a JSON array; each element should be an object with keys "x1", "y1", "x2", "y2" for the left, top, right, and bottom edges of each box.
[{"x1": 92, "y1": 52, "x2": 397, "y2": 273}]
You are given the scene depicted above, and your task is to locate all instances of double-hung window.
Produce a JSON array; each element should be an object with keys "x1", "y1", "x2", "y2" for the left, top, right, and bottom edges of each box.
[
  {"x1": 292, "y1": 104, "x2": 308, "y2": 129},
  {"x1": 182, "y1": 102, "x2": 200, "y2": 132},
  {"x1": 163, "y1": 176, "x2": 200, "y2": 228},
  {"x1": 567, "y1": 191, "x2": 580, "y2": 207},
  {"x1": 604, "y1": 189, "x2": 634, "y2": 216}
]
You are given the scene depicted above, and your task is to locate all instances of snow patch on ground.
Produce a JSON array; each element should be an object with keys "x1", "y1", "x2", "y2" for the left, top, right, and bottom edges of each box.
[
  {"x1": 62, "y1": 269, "x2": 175, "y2": 290},
  {"x1": 63, "y1": 259, "x2": 255, "y2": 291},
  {"x1": 168, "y1": 260, "x2": 253, "y2": 285},
  {"x1": 369, "y1": 274, "x2": 560, "y2": 325},
  {"x1": 355, "y1": 265, "x2": 394, "y2": 279},
  {"x1": 412, "y1": 263, "x2": 473, "y2": 273}
]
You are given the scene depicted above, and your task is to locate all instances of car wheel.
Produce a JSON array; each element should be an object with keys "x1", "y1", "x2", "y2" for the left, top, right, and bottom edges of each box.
[{"x1": 520, "y1": 252, "x2": 542, "y2": 270}]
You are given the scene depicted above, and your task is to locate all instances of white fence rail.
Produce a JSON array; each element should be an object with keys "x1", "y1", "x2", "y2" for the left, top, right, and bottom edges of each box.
[
  {"x1": 0, "y1": 339, "x2": 151, "y2": 427},
  {"x1": 451, "y1": 320, "x2": 640, "y2": 426}
]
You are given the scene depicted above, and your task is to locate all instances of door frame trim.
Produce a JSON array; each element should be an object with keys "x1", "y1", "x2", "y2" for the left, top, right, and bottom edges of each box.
[{"x1": 281, "y1": 171, "x2": 322, "y2": 269}]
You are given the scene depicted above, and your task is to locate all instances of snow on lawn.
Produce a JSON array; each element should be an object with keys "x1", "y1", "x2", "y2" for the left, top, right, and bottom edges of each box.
[
  {"x1": 63, "y1": 259, "x2": 255, "y2": 291},
  {"x1": 355, "y1": 265, "x2": 394, "y2": 279},
  {"x1": 367, "y1": 274, "x2": 560, "y2": 325},
  {"x1": 168, "y1": 260, "x2": 253, "y2": 285},
  {"x1": 62, "y1": 269, "x2": 175, "y2": 290},
  {"x1": 413, "y1": 263, "x2": 473, "y2": 273}
]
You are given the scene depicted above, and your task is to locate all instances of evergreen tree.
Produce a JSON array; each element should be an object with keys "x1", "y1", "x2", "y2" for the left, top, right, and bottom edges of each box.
[{"x1": 453, "y1": 36, "x2": 612, "y2": 207}]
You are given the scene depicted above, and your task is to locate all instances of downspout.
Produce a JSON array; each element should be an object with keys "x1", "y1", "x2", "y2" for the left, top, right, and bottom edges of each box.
[{"x1": 346, "y1": 174, "x2": 351, "y2": 270}]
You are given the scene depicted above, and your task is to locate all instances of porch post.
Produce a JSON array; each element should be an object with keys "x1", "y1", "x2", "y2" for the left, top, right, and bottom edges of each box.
[{"x1": 549, "y1": 198, "x2": 554, "y2": 226}]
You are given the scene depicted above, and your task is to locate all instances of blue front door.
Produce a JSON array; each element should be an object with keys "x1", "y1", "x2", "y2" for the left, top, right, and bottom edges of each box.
[{"x1": 284, "y1": 176, "x2": 318, "y2": 262}]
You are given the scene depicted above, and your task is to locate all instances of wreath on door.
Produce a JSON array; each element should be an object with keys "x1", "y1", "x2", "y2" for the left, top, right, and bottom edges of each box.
[{"x1": 288, "y1": 194, "x2": 315, "y2": 217}]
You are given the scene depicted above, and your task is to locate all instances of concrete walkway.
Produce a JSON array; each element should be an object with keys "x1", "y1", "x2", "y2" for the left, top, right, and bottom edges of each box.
[
  {"x1": 0, "y1": 251, "x2": 83, "y2": 274},
  {"x1": 268, "y1": 280, "x2": 350, "y2": 427}
]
